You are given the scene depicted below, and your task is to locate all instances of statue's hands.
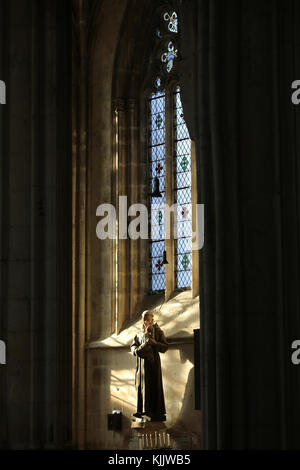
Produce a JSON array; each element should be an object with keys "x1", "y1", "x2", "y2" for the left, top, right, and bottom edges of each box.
[
  {"x1": 147, "y1": 325, "x2": 154, "y2": 334},
  {"x1": 149, "y1": 338, "x2": 158, "y2": 345}
]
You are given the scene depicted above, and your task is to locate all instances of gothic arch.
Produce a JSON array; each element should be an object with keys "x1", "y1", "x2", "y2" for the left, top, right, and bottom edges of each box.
[{"x1": 72, "y1": 0, "x2": 201, "y2": 449}]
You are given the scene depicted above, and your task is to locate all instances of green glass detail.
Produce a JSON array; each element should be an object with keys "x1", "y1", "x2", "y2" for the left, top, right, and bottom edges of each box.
[
  {"x1": 155, "y1": 114, "x2": 163, "y2": 129},
  {"x1": 180, "y1": 156, "x2": 189, "y2": 171},
  {"x1": 181, "y1": 254, "x2": 189, "y2": 271},
  {"x1": 157, "y1": 210, "x2": 163, "y2": 225}
]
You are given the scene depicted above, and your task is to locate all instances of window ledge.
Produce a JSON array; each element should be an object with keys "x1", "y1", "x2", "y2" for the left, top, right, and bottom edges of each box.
[{"x1": 86, "y1": 290, "x2": 200, "y2": 350}]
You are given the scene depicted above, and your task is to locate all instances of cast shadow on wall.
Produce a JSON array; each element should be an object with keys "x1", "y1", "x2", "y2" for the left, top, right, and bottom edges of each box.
[{"x1": 88, "y1": 328, "x2": 201, "y2": 449}]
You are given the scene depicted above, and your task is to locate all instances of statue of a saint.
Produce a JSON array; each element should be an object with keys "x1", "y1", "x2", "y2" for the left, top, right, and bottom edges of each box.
[{"x1": 130, "y1": 310, "x2": 168, "y2": 421}]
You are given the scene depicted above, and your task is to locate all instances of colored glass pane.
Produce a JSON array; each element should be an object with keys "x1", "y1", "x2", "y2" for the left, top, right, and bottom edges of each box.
[
  {"x1": 148, "y1": 90, "x2": 166, "y2": 293},
  {"x1": 163, "y1": 11, "x2": 178, "y2": 33},
  {"x1": 173, "y1": 86, "x2": 192, "y2": 289},
  {"x1": 161, "y1": 41, "x2": 178, "y2": 73}
]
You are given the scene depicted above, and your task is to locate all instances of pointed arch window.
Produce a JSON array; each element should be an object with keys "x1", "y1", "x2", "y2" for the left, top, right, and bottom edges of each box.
[
  {"x1": 147, "y1": 8, "x2": 194, "y2": 295},
  {"x1": 109, "y1": 3, "x2": 199, "y2": 330}
]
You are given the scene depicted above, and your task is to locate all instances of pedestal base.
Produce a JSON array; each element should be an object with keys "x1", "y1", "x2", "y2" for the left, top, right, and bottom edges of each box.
[
  {"x1": 129, "y1": 417, "x2": 195, "y2": 450},
  {"x1": 130, "y1": 418, "x2": 170, "y2": 450}
]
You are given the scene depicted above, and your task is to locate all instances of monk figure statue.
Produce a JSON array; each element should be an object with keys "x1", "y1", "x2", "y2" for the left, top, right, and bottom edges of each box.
[{"x1": 130, "y1": 310, "x2": 168, "y2": 421}]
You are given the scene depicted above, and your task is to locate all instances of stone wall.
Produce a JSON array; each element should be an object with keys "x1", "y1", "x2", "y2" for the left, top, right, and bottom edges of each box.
[{"x1": 85, "y1": 292, "x2": 201, "y2": 450}]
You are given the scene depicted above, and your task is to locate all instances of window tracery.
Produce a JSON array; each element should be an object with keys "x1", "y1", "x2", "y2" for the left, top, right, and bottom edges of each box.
[{"x1": 147, "y1": 7, "x2": 193, "y2": 294}]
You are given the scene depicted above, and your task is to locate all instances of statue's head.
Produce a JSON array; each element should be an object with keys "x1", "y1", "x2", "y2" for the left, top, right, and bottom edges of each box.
[{"x1": 142, "y1": 310, "x2": 154, "y2": 328}]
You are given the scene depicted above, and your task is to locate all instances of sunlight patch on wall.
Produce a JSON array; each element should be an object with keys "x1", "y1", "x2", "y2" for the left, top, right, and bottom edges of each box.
[{"x1": 111, "y1": 369, "x2": 136, "y2": 413}]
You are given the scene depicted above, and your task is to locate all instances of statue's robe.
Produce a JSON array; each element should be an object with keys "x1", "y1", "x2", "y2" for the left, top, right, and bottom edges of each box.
[{"x1": 130, "y1": 323, "x2": 168, "y2": 418}]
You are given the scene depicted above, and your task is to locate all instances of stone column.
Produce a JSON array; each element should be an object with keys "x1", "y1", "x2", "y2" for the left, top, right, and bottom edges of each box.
[
  {"x1": 191, "y1": 141, "x2": 199, "y2": 298},
  {"x1": 0, "y1": 0, "x2": 9, "y2": 449},
  {"x1": 72, "y1": 0, "x2": 87, "y2": 450},
  {"x1": 116, "y1": 98, "x2": 130, "y2": 331},
  {"x1": 0, "y1": 0, "x2": 72, "y2": 449},
  {"x1": 128, "y1": 98, "x2": 139, "y2": 319}
]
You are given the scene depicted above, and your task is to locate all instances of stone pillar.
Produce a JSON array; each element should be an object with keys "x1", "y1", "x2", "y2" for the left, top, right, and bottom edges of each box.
[
  {"x1": 72, "y1": 0, "x2": 87, "y2": 450},
  {"x1": 191, "y1": 141, "x2": 199, "y2": 298},
  {"x1": 116, "y1": 98, "x2": 130, "y2": 331},
  {"x1": 0, "y1": 0, "x2": 9, "y2": 449},
  {"x1": 0, "y1": 0, "x2": 72, "y2": 450},
  {"x1": 128, "y1": 98, "x2": 139, "y2": 319}
]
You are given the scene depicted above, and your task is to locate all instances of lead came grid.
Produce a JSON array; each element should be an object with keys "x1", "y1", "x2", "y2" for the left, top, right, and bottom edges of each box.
[
  {"x1": 148, "y1": 91, "x2": 166, "y2": 293},
  {"x1": 174, "y1": 87, "x2": 192, "y2": 289}
]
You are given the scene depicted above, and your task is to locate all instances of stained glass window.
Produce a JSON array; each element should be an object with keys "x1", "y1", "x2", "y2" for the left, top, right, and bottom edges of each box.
[
  {"x1": 163, "y1": 11, "x2": 178, "y2": 33},
  {"x1": 148, "y1": 89, "x2": 166, "y2": 294},
  {"x1": 173, "y1": 86, "x2": 192, "y2": 289},
  {"x1": 161, "y1": 41, "x2": 178, "y2": 73},
  {"x1": 147, "y1": 9, "x2": 192, "y2": 295}
]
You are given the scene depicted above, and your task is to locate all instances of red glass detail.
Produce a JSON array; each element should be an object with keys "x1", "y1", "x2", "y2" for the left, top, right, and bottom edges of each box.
[
  {"x1": 155, "y1": 259, "x2": 163, "y2": 272},
  {"x1": 181, "y1": 207, "x2": 189, "y2": 219},
  {"x1": 155, "y1": 163, "x2": 163, "y2": 174}
]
